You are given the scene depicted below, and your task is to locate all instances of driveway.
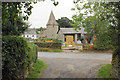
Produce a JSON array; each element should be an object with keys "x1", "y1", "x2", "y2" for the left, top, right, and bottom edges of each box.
[{"x1": 38, "y1": 52, "x2": 112, "y2": 78}]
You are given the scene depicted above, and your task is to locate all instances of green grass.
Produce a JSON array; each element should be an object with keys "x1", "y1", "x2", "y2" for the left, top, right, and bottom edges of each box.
[
  {"x1": 62, "y1": 46, "x2": 69, "y2": 48},
  {"x1": 38, "y1": 47, "x2": 64, "y2": 52},
  {"x1": 98, "y1": 64, "x2": 113, "y2": 78},
  {"x1": 27, "y1": 59, "x2": 47, "y2": 78}
]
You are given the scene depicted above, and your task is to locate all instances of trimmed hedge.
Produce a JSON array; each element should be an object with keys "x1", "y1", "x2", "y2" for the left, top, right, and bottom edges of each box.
[
  {"x1": 111, "y1": 48, "x2": 120, "y2": 78},
  {"x1": 2, "y1": 36, "x2": 38, "y2": 79},
  {"x1": 38, "y1": 38, "x2": 62, "y2": 43},
  {"x1": 28, "y1": 43, "x2": 38, "y2": 63},
  {"x1": 35, "y1": 42, "x2": 61, "y2": 49}
]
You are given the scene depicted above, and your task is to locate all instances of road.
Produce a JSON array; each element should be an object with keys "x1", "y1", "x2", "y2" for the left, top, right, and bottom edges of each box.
[{"x1": 38, "y1": 52, "x2": 112, "y2": 78}]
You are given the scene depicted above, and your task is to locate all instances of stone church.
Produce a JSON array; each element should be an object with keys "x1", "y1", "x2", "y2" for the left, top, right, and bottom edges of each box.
[
  {"x1": 46, "y1": 11, "x2": 58, "y2": 39},
  {"x1": 46, "y1": 11, "x2": 87, "y2": 45}
]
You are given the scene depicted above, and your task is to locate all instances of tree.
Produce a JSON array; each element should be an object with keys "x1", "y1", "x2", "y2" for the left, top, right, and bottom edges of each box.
[
  {"x1": 38, "y1": 27, "x2": 44, "y2": 31},
  {"x1": 56, "y1": 17, "x2": 73, "y2": 28},
  {"x1": 71, "y1": 1, "x2": 116, "y2": 49},
  {"x1": 72, "y1": 1, "x2": 120, "y2": 77},
  {"x1": 2, "y1": 0, "x2": 59, "y2": 36},
  {"x1": 2, "y1": 2, "x2": 33, "y2": 36}
]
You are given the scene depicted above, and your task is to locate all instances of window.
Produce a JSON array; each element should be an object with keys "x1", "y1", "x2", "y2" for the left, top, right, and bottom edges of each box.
[
  {"x1": 32, "y1": 35, "x2": 34, "y2": 37},
  {"x1": 27, "y1": 35, "x2": 29, "y2": 37}
]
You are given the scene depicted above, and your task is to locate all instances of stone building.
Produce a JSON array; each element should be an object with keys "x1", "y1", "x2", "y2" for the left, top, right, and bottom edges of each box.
[
  {"x1": 58, "y1": 28, "x2": 87, "y2": 45},
  {"x1": 37, "y1": 29, "x2": 47, "y2": 38},
  {"x1": 46, "y1": 11, "x2": 87, "y2": 45},
  {"x1": 46, "y1": 11, "x2": 58, "y2": 39}
]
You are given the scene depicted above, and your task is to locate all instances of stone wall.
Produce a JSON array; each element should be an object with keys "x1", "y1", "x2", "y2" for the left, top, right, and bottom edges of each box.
[
  {"x1": 58, "y1": 30, "x2": 64, "y2": 42},
  {"x1": 46, "y1": 25, "x2": 58, "y2": 39}
]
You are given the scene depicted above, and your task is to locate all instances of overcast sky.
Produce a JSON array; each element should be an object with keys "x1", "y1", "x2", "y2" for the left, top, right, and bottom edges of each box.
[{"x1": 28, "y1": 0, "x2": 76, "y2": 28}]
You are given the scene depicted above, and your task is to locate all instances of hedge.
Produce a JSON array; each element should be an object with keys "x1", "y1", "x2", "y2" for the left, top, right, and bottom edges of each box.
[
  {"x1": 28, "y1": 43, "x2": 38, "y2": 63},
  {"x1": 38, "y1": 38, "x2": 62, "y2": 43},
  {"x1": 35, "y1": 42, "x2": 61, "y2": 49},
  {"x1": 111, "y1": 48, "x2": 120, "y2": 78},
  {"x1": 2, "y1": 36, "x2": 38, "y2": 79}
]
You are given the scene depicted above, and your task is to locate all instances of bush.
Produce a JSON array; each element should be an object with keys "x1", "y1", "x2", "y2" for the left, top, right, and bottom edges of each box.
[
  {"x1": 35, "y1": 42, "x2": 61, "y2": 49},
  {"x1": 93, "y1": 45, "x2": 111, "y2": 50},
  {"x1": 94, "y1": 32, "x2": 112, "y2": 50},
  {"x1": 28, "y1": 43, "x2": 38, "y2": 63},
  {"x1": 38, "y1": 38, "x2": 62, "y2": 43},
  {"x1": 38, "y1": 47, "x2": 63, "y2": 52},
  {"x1": 2, "y1": 36, "x2": 38, "y2": 79}
]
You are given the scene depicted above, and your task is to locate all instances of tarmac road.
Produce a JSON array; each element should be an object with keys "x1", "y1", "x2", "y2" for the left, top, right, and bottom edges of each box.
[{"x1": 38, "y1": 52, "x2": 112, "y2": 78}]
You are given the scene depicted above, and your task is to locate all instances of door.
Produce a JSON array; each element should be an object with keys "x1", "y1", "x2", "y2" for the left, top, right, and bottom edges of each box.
[{"x1": 65, "y1": 35, "x2": 75, "y2": 45}]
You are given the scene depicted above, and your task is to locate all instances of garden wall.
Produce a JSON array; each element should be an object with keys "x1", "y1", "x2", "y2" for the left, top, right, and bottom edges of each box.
[{"x1": 35, "y1": 42, "x2": 61, "y2": 49}]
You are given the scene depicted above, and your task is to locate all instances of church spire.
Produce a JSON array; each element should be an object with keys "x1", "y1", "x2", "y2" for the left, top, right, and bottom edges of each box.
[{"x1": 46, "y1": 11, "x2": 58, "y2": 26}]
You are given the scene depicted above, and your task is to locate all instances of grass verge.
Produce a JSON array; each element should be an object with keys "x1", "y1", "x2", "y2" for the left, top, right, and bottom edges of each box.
[
  {"x1": 27, "y1": 59, "x2": 47, "y2": 78},
  {"x1": 98, "y1": 64, "x2": 113, "y2": 78},
  {"x1": 38, "y1": 47, "x2": 64, "y2": 52}
]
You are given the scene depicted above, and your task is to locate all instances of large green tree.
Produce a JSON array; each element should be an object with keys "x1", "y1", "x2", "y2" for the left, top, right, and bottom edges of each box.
[
  {"x1": 72, "y1": 0, "x2": 120, "y2": 77},
  {"x1": 2, "y1": 2, "x2": 34, "y2": 36},
  {"x1": 71, "y1": 1, "x2": 116, "y2": 49},
  {"x1": 2, "y1": 0, "x2": 59, "y2": 36},
  {"x1": 56, "y1": 17, "x2": 73, "y2": 28}
]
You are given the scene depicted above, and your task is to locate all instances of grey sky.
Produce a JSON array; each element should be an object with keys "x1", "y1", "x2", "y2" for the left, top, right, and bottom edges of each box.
[{"x1": 28, "y1": 0, "x2": 76, "y2": 28}]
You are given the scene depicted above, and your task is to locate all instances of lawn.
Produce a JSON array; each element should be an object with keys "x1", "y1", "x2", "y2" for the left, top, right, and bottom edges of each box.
[
  {"x1": 27, "y1": 59, "x2": 47, "y2": 78},
  {"x1": 98, "y1": 64, "x2": 113, "y2": 78},
  {"x1": 38, "y1": 47, "x2": 64, "y2": 52}
]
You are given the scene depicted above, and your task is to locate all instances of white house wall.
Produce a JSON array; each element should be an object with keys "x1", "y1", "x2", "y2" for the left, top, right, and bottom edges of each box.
[{"x1": 21, "y1": 34, "x2": 37, "y2": 39}]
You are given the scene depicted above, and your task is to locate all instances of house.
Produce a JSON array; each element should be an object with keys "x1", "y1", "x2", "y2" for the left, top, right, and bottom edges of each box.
[
  {"x1": 46, "y1": 11, "x2": 87, "y2": 45},
  {"x1": 37, "y1": 29, "x2": 47, "y2": 38},
  {"x1": 21, "y1": 28, "x2": 37, "y2": 39}
]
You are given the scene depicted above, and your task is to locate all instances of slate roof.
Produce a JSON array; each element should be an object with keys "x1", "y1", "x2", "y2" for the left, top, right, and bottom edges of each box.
[
  {"x1": 24, "y1": 28, "x2": 36, "y2": 35},
  {"x1": 46, "y1": 11, "x2": 58, "y2": 26},
  {"x1": 60, "y1": 28, "x2": 87, "y2": 34}
]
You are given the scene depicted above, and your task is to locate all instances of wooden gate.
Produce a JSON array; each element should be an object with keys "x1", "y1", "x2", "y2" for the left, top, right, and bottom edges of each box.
[{"x1": 65, "y1": 35, "x2": 75, "y2": 45}]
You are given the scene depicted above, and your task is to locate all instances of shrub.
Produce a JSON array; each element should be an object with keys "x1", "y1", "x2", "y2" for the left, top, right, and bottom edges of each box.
[
  {"x1": 28, "y1": 43, "x2": 38, "y2": 63},
  {"x1": 93, "y1": 32, "x2": 112, "y2": 50},
  {"x1": 37, "y1": 47, "x2": 63, "y2": 52},
  {"x1": 2, "y1": 36, "x2": 38, "y2": 79},
  {"x1": 38, "y1": 38, "x2": 62, "y2": 43},
  {"x1": 35, "y1": 42, "x2": 61, "y2": 49}
]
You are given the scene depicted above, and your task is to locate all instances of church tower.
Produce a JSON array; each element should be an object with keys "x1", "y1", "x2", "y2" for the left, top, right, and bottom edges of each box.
[{"x1": 46, "y1": 11, "x2": 58, "y2": 39}]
